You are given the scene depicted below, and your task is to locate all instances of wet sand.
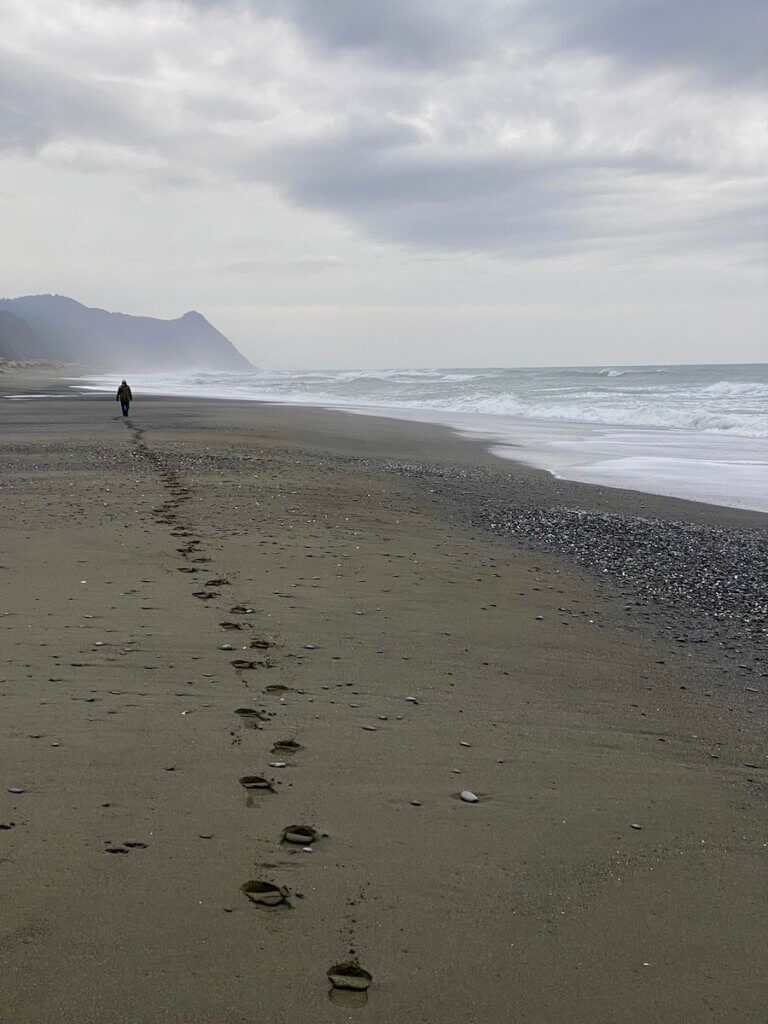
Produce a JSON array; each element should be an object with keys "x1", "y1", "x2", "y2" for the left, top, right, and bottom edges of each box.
[{"x1": 1, "y1": 384, "x2": 766, "y2": 1023}]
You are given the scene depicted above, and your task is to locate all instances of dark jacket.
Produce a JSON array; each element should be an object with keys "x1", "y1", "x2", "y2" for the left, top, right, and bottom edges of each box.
[{"x1": 116, "y1": 383, "x2": 132, "y2": 402}]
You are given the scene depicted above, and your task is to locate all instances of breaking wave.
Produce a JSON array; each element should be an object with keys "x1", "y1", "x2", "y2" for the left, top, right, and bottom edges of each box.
[{"x1": 73, "y1": 363, "x2": 768, "y2": 439}]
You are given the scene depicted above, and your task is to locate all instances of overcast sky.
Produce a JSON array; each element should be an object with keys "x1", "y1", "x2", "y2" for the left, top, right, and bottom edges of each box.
[{"x1": 2, "y1": 0, "x2": 766, "y2": 368}]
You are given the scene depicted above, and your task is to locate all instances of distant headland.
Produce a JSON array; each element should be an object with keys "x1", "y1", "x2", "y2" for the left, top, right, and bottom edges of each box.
[{"x1": 0, "y1": 294, "x2": 251, "y2": 371}]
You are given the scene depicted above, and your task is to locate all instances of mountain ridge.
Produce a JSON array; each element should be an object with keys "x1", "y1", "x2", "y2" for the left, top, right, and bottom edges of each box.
[{"x1": 0, "y1": 294, "x2": 252, "y2": 371}]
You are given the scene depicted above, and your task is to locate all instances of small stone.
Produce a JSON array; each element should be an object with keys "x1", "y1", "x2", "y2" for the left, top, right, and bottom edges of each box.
[
  {"x1": 304, "y1": 644, "x2": 317, "y2": 650},
  {"x1": 460, "y1": 790, "x2": 479, "y2": 803},
  {"x1": 7, "y1": 787, "x2": 24, "y2": 795},
  {"x1": 219, "y1": 644, "x2": 234, "y2": 651},
  {"x1": 460, "y1": 741, "x2": 471, "y2": 747},
  {"x1": 410, "y1": 800, "x2": 422, "y2": 806},
  {"x1": 361, "y1": 725, "x2": 378, "y2": 731},
  {"x1": 630, "y1": 823, "x2": 643, "y2": 830},
  {"x1": 270, "y1": 761, "x2": 287, "y2": 768}
]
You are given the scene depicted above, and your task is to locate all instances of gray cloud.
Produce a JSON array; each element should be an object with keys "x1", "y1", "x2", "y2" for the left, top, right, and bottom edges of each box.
[
  {"x1": 178, "y1": 0, "x2": 767, "y2": 83},
  {"x1": 269, "y1": 137, "x2": 752, "y2": 258},
  {"x1": 5, "y1": 0, "x2": 761, "y2": 263},
  {"x1": 177, "y1": 0, "x2": 498, "y2": 66},
  {"x1": 541, "y1": 0, "x2": 768, "y2": 85},
  {"x1": 0, "y1": 50, "x2": 156, "y2": 156}
]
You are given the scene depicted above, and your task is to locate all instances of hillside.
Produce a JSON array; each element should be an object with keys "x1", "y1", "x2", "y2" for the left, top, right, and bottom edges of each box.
[
  {"x1": 0, "y1": 309, "x2": 52, "y2": 361},
  {"x1": 0, "y1": 295, "x2": 251, "y2": 371}
]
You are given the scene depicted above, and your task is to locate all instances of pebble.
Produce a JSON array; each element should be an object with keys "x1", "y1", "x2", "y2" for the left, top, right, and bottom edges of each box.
[
  {"x1": 460, "y1": 741, "x2": 471, "y2": 747},
  {"x1": 630, "y1": 823, "x2": 643, "y2": 830},
  {"x1": 7, "y1": 787, "x2": 25, "y2": 795},
  {"x1": 361, "y1": 725, "x2": 378, "y2": 731},
  {"x1": 410, "y1": 800, "x2": 422, "y2": 806},
  {"x1": 219, "y1": 644, "x2": 234, "y2": 651},
  {"x1": 473, "y1": 496, "x2": 767, "y2": 653},
  {"x1": 460, "y1": 791, "x2": 479, "y2": 803},
  {"x1": 270, "y1": 762, "x2": 287, "y2": 768}
]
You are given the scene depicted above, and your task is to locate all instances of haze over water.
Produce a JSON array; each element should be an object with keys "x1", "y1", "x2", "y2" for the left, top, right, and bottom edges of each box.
[{"x1": 75, "y1": 363, "x2": 768, "y2": 513}]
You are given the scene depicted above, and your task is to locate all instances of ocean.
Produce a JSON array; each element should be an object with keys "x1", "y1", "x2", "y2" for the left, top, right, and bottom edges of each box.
[{"x1": 72, "y1": 363, "x2": 768, "y2": 513}]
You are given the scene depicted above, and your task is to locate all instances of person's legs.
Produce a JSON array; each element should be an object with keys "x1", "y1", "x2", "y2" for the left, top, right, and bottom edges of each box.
[{"x1": 121, "y1": 401, "x2": 130, "y2": 416}]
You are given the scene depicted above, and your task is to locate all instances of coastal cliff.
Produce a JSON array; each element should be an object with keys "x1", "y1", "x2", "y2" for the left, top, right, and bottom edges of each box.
[{"x1": 0, "y1": 294, "x2": 251, "y2": 371}]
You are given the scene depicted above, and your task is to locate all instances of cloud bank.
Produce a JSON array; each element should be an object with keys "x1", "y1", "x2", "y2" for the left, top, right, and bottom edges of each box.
[{"x1": 1, "y1": 0, "x2": 765, "y2": 366}]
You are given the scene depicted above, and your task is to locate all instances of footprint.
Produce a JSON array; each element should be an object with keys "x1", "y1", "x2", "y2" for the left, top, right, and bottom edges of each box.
[
  {"x1": 327, "y1": 962, "x2": 372, "y2": 1006},
  {"x1": 264, "y1": 683, "x2": 292, "y2": 694},
  {"x1": 282, "y1": 825, "x2": 317, "y2": 845},
  {"x1": 205, "y1": 578, "x2": 231, "y2": 587},
  {"x1": 250, "y1": 638, "x2": 274, "y2": 650},
  {"x1": 219, "y1": 621, "x2": 244, "y2": 630},
  {"x1": 234, "y1": 707, "x2": 269, "y2": 729},
  {"x1": 240, "y1": 880, "x2": 290, "y2": 909},
  {"x1": 271, "y1": 739, "x2": 302, "y2": 756},
  {"x1": 193, "y1": 591, "x2": 220, "y2": 600},
  {"x1": 230, "y1": 605, "x2": 255, "y2": 614},
  {"x1": 231, "y1": 658, "x2": 272, "y2": 670},
  {"x1": 239, "y1": 775, "x2": 274, "y2": 792},
  {"x1": 123, "y1": 840, "x2": 148, "y2": 849}
]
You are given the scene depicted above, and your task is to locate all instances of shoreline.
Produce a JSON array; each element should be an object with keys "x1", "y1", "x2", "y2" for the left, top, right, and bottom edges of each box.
[
  {"x1": 5, "y1": 379, "x2": 767, "y2": 663},
  {"x1": 68, "y1": 366, "x2": 768, "y2": 515},
  {"x1": 2, "y1": 383, "x2": 767, "y2": 1021},
  {"x1": 23, "y1": 368, "x2": 768, "y2": 517}
]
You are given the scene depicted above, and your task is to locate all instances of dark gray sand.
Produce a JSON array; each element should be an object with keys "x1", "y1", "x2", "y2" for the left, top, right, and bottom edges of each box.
[{"x1": 1, "y1": 382, "x2": 766, "y2": 1023}]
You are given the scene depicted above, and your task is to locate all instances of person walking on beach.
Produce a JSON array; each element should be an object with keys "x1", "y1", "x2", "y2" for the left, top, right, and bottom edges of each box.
[{"x1": 116, "y1": 380, "x2": 133, "y2": 417}]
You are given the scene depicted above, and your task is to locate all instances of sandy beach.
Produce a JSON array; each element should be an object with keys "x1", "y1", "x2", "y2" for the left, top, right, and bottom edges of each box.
[{"x1": 1, "y1": 381, "x2": 766, "y2": 1023}]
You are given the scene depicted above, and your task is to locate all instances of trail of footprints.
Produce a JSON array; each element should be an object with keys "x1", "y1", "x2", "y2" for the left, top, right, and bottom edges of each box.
[{"x1": 125, "y1": 421, "x2": 373, "y2": 1004}]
